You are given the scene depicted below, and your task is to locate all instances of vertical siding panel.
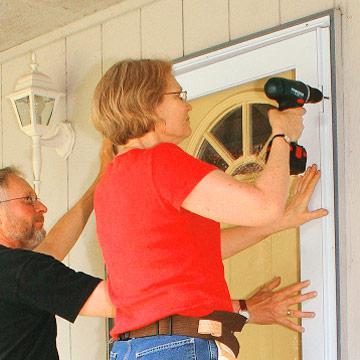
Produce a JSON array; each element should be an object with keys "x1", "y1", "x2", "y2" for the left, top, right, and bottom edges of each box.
[
  {"x1": 183, "y1": 0, "x2": 229, "y2": 55},
  {"x1": 34, "y1": 40, "x2": 68, "y2": 234},
  {"x1": 0, "y1": 64, "x2": 2, "y2": 166},
  {"x1": 66, "y1": 26, "x2": 106, "y2": 359},
  {"x1": 102, "y1": 9, "x2": 142, "y2": 72},
  {"x1": 339, "y1": 1, "x2": 360, "y2": 359},
  {"x1": 280, "y1": 0, "x2": 335, "y2": 23},
  {"x1": 35, "y1": 40, "x2": 71, "y2": 360},
  {"x1": 229, "y1": 0, "x2": 280, "y2": 40},
  {"x1": 141, "y1": 0, "x2": 183, "y2": 59}
]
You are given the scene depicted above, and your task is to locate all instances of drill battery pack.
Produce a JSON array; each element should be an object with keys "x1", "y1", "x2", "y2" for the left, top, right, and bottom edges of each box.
[{"x1": 265, "y1": 141, "x2": 307, "y2": 175}]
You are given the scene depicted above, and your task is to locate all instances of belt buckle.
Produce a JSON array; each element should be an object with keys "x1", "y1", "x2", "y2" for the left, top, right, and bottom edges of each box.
[{"x1": 198, "y1": 319, "x2": 222, "y2": 337}]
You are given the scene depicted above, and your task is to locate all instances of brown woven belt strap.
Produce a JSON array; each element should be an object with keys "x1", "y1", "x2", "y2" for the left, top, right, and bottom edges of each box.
[{"x1": 118, "y1": 311, "x2": 247, "y2": 357}]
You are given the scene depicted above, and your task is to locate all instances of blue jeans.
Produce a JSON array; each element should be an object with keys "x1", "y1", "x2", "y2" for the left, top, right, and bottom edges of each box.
[{"x1": 110, "y1": 335, "x2": 218, "y2": 359}]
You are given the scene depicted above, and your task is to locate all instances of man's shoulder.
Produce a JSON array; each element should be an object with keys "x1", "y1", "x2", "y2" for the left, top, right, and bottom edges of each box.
[
  {"x1": 0, "y1": 244, "x2": 53, "y2": 258},
  {"x1": 0, "y1": 245, "x2": 58, "y2": 282}
]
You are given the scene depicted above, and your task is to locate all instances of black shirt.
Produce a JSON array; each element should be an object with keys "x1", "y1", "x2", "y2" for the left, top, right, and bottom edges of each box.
[{"x1": 0, "y1": 245, "x2": 101, "y2": 360}]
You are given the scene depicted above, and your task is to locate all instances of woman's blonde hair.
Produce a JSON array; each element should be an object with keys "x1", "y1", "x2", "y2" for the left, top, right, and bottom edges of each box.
[{"x1": 91, "y1": 59, "x2": 173, "y2": 145}]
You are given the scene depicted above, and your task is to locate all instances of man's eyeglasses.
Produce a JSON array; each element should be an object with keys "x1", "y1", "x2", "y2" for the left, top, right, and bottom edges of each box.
[
  {"x1": 163, "y1": 90, "x2": 187, "y2": 102},
  {"x1": 0, "y1": 194, "x2": 40, "y2": 206}
]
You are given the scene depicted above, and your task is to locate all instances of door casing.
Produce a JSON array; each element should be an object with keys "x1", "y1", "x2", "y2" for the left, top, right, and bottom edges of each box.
[{"x1": 174, "y1": 13, "x2": 338, "y2": 360}]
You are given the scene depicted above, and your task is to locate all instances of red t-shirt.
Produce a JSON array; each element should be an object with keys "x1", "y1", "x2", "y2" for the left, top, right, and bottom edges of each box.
[{"x1": 94, "y1": 142, "x2": 232, "y2": 337}]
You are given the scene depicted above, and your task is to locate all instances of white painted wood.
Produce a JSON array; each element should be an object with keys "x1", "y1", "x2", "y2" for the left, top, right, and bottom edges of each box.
[
  {"x1": 0, "y1": 64, "x2": 2, "y2": 167},
  {"x1": 34, "y1": 40, "x2": 71, "y2": 360},
  {"x1": 315, "y1": 25, "x2": 337, "y2": 360},
  {"x1": 338, "y1": 1, "x2": 360, "y2": 359},
  {"x1": 280, "y1": 0, "x2": 335, "y2": 23},
  {"x1": 229, "y1": 0, "x2": 280, "y2": 40},
  {"x1": 102, "y1": 9, "x2": 141, "y2": 72},
  {"x1": 183, "y1": 0, "x2": 229, "y2": 55},
  {"x1": 174, "y1": 16, "x2": 337, "y2": 360},
  {"x1": 141, "y1": 0, "x2": 183, "y2": 59},
  {"x1": 66, "y1": 26, "x2": 106, "y2": 359}
]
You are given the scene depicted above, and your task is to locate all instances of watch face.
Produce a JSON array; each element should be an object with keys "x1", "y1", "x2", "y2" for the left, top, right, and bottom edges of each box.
[{"x1": 239, "y1": 310, "x2": 250, "y2": 321}]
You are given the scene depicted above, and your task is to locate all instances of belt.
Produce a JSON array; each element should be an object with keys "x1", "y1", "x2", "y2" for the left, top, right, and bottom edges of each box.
[{"x1": 118, "y1": 311, "x2": 247, "y2": 357}]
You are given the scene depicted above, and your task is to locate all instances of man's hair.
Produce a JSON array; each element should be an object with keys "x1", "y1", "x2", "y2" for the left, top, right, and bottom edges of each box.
[
  {"x1": 0, "y1": 167, "x2": 21, "y2": 200},
  {"x1": 91, "y1": 59, "x2": 173, "y2": 145},
  {"x1": 0, "y1": 167, "x2": 21, "y2": 188}
]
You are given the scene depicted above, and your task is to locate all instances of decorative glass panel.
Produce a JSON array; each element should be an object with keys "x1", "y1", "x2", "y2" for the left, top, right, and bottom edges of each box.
[
  {"x1": 250, "y1": 104, "x2": 272, "y2": 154},
  {"x1": 232, "y1": 162, "x2": 263, "y2": 176},
  {"x1": 15, "y1": 96, "x2": 31, "y2": 127},
  {"x1": 211, "y1": 107, "x2": 242, "y2": 159},
  {"x1": 34, "y1": 95, "x2": 55, "y2": 125},
  {"x1": 198, "y1": 139, "x2": 229, "y2": 171}
]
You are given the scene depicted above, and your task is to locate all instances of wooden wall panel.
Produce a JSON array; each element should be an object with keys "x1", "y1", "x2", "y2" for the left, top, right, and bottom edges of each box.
[
  {"x1": 230, "y1": 0, "x2": 280, "y2": 40},
  {"x1": 280, "y1": 0, "x2": 335, "y2": 23},
  {"x1": 102, "y1": 9, "x2": 141, "y2": 72},
  {"x1": 183, "y1": 0, "x2": 229, "y2": 55},
  {"x1": 0, "y1": 65, "x2": 2, "y2": 167},
  {"x1": 338, "y1": 1, "x2": 360, "y2": 359},
  {"x1": 66, "y1": 26, "x2": 106, "y2": 359},
  {"x1": 34, "y1": 40, "x2": 68, "y2": 232},
  {"x1": 35, "y1": 40, "x2": 71, "y2": 360},
  {"x1": 141, "y1": 0, "x2": 183, "y2": 59}
]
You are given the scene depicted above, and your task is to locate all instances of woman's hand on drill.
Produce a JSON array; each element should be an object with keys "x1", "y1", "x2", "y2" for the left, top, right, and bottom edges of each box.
[{"x1": 268, "y1": 107, "x2": 305, "y2": 142}]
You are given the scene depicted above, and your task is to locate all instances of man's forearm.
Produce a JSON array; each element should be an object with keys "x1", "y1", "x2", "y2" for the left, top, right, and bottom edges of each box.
[
  {"x1": 34, "y1": 178, "x2": 98, "y2": 261},
  {"x1": 34, "y1": 139, "x2": 114, "y2": 261}
]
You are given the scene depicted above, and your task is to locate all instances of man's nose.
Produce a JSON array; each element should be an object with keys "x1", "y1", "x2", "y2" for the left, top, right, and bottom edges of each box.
[{"x1": 34, "y1": 199, "x2": 47, "y2": 213}]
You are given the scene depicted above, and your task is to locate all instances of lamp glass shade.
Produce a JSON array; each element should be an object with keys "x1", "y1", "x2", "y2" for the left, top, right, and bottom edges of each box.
[
  {"x1": 34, "y1": 95, "x2": 55, "y2": 126},
  {"x1": 15, "y1": 96, "x2": 31, "y2": 127}
]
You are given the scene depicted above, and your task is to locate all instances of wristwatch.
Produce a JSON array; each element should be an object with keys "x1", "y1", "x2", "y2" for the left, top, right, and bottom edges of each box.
[{"x1": 238, "y1": 299, "x2": 250, "y2": 322}]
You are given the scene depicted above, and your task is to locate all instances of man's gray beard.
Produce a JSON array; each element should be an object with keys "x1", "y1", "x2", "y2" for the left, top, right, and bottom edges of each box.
[{"x1": 19, "y1": 228, "x2": 46, "y2": 250}]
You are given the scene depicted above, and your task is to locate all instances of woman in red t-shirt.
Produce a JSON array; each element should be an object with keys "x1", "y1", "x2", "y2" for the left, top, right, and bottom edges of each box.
[{"x1": 91, "y1": 59, "x2": 322, "y2": 359}]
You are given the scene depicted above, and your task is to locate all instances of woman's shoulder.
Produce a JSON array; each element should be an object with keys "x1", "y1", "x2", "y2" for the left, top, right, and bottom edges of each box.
[
  {"x1": 150, "y1": 142, "x2": 187, "y2": 157},
  {"x1": 152, "y1": 142, "x2": 182, "y2": 151}
]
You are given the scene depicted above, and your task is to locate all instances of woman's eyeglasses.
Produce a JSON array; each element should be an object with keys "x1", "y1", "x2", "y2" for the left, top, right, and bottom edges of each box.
[{"x1": 163, "y1": 90, "x2": 187, "y2": 102}]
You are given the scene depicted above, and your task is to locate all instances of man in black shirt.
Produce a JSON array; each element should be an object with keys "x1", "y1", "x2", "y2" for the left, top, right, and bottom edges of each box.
[
  {"x1": 0, "y1": 138, "x2": 325, "y2": 359},
  {"x1": 0, "y1": 140, "x2": 114, "y2": 360}
]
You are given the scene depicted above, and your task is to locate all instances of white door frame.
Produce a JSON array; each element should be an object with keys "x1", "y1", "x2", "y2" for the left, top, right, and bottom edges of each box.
[{"x1": 174, "y1": 13, "x2": 338, "y2": 360}]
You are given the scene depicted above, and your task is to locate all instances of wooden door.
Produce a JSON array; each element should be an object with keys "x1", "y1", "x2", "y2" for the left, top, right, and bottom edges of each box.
[{"x1": 179, "y1": 71, "x2": 301, "y2": 359}]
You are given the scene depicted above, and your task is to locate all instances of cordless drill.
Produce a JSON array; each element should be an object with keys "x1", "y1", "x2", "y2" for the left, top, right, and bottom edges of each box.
[{"x1": 264, "y1": 77, "x2": 324, "y2": 175}]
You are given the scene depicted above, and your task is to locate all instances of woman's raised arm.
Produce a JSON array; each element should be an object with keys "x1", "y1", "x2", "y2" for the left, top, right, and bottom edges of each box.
[{"x1": 181, "y1": 107, "x2": 305, "y2": 226}]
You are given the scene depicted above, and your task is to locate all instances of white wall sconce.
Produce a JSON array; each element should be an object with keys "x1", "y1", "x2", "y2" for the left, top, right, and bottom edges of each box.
[{"x1": 7, "y1": 53, "x2": 75, "y2": 193}]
